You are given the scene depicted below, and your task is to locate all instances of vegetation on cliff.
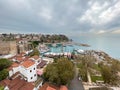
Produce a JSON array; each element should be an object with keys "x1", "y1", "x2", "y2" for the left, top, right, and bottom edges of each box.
[
  {"x1": 76, "y1": 51, "x2": 120, "y2": 86},
  {"x1": 40, "y1": 34, "x2": 69, "y2": 43}
]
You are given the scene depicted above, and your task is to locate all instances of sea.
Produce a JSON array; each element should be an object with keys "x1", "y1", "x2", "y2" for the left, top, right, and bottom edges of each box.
[{"x1": 71, "y1": 34, "x2": 120, "y2": 59}]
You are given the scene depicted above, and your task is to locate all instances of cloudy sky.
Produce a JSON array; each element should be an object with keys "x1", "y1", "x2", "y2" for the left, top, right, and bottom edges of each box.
[{"x1": 0, "y1": 0, "x2": 120, "y2": 36}]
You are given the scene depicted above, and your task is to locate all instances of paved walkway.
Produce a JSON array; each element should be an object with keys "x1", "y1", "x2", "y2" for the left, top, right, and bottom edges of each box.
[{"x1": 68, "y1": 63, "x2": 84, "y2": 90}]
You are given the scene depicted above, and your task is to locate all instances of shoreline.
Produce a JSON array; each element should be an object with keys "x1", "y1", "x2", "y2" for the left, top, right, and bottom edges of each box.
[{"x1": 43, "y1": 41, "x2": 91, "y2": 47}]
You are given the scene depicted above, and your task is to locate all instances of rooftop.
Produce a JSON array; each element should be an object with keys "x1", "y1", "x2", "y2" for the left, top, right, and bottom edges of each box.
[
  {"x1": 12, "y1": 62, "x2": 19, "y2": 67},
  {"x1": 0, "y1": 79, "x2": 10, "y2": 87},
  {"x1": 31, "y1": 55, "x2": 40, "y2": 60},
  {"x1": 21, "y1": 60, "x2": 35, "y2": 68},
  {"x1": 7, "y1": 62, "x2": 19, "y2": 70},
  {"x1": 15, "y1": 56, "x2": 24, "y2": 62},
  {"x1": 0, "y1": 76, "x2": 34, "y2": 90},
  {"x1": 37, "y1": 60, "x2": 47, "y2": 68},
  {"x1": 39, "y1": 83, "x2": 59, "y2": 90},
  {"x1": 60, "y1": 86, "x2": 68, "y2": 90}
]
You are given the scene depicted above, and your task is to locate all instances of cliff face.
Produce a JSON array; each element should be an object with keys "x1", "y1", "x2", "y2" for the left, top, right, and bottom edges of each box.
[{"x1": 0, "y1": 41, "x2": 17, "y2": 55}]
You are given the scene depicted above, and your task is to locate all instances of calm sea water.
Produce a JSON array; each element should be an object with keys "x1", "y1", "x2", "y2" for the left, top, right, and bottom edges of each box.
[{"x1": 71, "y1": 35, "x2": 120, "y2": 59}]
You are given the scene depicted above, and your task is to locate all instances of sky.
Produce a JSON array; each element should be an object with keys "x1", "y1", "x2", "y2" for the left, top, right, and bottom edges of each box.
[{"x1": 0, "y1": 0, "x2": 120, "y2": 37}]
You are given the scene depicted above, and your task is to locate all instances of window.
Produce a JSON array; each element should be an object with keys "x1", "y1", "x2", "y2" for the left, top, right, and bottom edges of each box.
[
  {"x1": 34, "y1": 68, "x2": 35, "y2": 70},
  {"x1": 34, "y1": 74, "x2": 36, "y2": 77},
  {"x1": 30, "y1": 70, "x2": 32, "y2": 72}
]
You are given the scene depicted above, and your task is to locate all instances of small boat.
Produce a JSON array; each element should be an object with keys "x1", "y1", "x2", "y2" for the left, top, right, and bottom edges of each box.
[{"x1": 76, "y1": 49, "x2": 84, "y2": 53}]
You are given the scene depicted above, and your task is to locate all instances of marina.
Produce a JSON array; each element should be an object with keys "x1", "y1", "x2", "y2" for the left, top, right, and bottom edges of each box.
[{"x1": 39, "y1": 43, "x2": 89, "y2": 57}]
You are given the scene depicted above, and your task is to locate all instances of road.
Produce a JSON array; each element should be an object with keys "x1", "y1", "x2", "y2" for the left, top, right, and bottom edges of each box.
[{"x1": 68, "y1": 63, "x2": 84, "y2": 90}]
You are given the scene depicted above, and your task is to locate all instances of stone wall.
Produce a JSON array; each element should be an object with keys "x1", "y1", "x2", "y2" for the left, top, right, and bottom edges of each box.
[{"x1": 0, "y1": 41, "x2": 17, "y2": 55}]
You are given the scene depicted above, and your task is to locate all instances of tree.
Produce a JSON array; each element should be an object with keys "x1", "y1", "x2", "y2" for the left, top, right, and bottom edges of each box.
[
  {"x1": 0, "y1": 58, "x2": 12, "y2": 71},
  {"x1": 100, "y1": 63, "x2": 120, "y2": 85},
  {"x1": 57, "y1": 58, "x2": 74, "y2": 85},
  {"x1": 31, "y1": 41, "x2": 39, "y2": 48},
  {"x1": 30, "y1": 48, "x2": 40, "y2": 56},
  {"x1": 99, "y1": 58, "x2": 120, "y2": 85},
  {"x1": 44, "y1": 64, "x2": 60, "y2": 84},
  {"x1": 78, "y1": 55, "x2": 95, "y2": 83},
  {"x1": 111, "y1": 59, "x2": 120, "y2": 72},
  {"x1": 0, "y1": 59, "x2": 11, "y2": 81},
  {"x1": 79, "y1": 66, "x2": 87, "y2": 82},
  {"x1": 43, "y1": 58, "x2": 74, "y2": 85},
  {"x1": 0, "y1": 69, "x2": 9, "y2": 81},
  {"x1": 39, "y1": 34, "x2": 69, "y2": 43},
  {"x1": 0, "y1": 86, "x2": 4, "y2": 90}
]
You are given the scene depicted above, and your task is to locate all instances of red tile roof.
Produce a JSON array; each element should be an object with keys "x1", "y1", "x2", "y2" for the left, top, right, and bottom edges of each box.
[
  {"x1": 21, "y1": 60, "x2": 35, "y2": 68},
  {"x1": 12, "y1": 63, "x2": 19, "y2": 67},
  {"x1": 47, "y1": 86, "x2": 56, "y2": 90},
  {"x1": 19, "y1": 83, "x2": 34, "y2": 90},
  {"x1": 20, "y1": 52, "x2": 26, "y2": 55},
  {"x1": 39, "y1": 83, "x2": 59, "y2": 90},
  {"x1": 10, "y1": 72, "x2": 21, "y2": 80},
  {"x1": 0, "y1": 79, "x2": 10, "y2": 87},
  {"x1": 23, "y1": 56, "x2": 30, "y2": 61},
  {"x1": 10, "y1": 77, "x2": 25, "y2": 90},
  {"x1": 37, "y1": 60, "x2": 47, "y2": 68},
  {"x1": 7, "y1": 62, "x2": 19, "y2": 70},
  {"x1": 0, "y1": 76, "x2": 34, "y2": 90},
  {"x1": 8, "y1": 76, "x2": 21, "y2": 89},
  {"x1": 16, "y1": 57, "x2": 24, "y2": 62},
  {"x1": 39, "y1": 83, "x2": 68, "y2": 90},
  {"x1": 60, "y1": 86, "x2": 68, "y2": 90}
]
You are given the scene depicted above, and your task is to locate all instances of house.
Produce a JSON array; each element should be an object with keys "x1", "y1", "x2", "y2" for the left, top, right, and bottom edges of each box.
[
  {"x1": 37, "y1": 60, "x2": 47, "y2": 69},
  {"x1": 34, "y1": 77, "x2": 43, "y2": 90},
  {"x1": 8, "y1": 58, "x2": 37, "y2": 82},
  {"x1": 0, "y1": 76, "x2": 34, "y2": 90},
  {"x1": 60, "y1": 86, "x2": 68, "y2": 90},
  {"x1": 8, "y1": 62, "x2": 21, "y2": 77},
  {"x1": 20, "y1": 60, "x2": 37, "y2": 82},
  {"x1": 4, "y1": 53, "x2": 55, "y2": 90},
  {"x1": 39, "y1": 83, "x2": 68, "y2": 90},
  {"x1": 42, "y1": 57, "x2": 54, "y2": 64},
  {"x1": 6, "y1": 57, "x2": 43, "y2": 90},
  {"x1": 12, "y1": 55, "x2": 25, "y2": 63},
  {"x1": 39, "y1": 83, "x2": 59, "y2": 90},
  {"x1": 30, "y1": 55, "x2": 41, "y2": 65}
]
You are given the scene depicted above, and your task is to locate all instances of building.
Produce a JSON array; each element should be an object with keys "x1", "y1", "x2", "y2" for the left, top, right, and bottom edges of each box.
[
  {"x1": 39, "y1": 83, "x2": 68, "y2": 90},
  {"x1": 0, "y1": 76, "x2": 35, "y2": 90},
  {"x1": 9, "y1": 58, "x2": 37, "y2": 82},
  {"x1": 30, "y1": 55, "x2": 41, "y2": 65},
  {"x1": 1, "y1": 51, "x2": 56, "y2": 90},
  {"x1": 8, "y1": 63, "x2": 21, "y2": 77},
  {"x1": 21, "y1": 60, "x2": 37, "y2": 82},
  {"x1": 0, "y1": 41, "x2": 17, "y2": 55},
  {"x1": 17, "y1": 40, "x2": 33, "y2": 54}
]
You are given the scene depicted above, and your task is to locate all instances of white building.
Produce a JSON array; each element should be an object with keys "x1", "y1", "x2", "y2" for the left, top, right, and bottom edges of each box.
[
  {"x1": 8, "y1": 63, "x2": 21, "y2": 77},
  {"x1": 20, "y1": 60, "x2": 37, "y2": 82},
  {"x1": 30, "y1": 55, "x2": 41, "y2": 65},
  {"x1": 42, "y1": 57, "x2": 54, "y2": 64},
  {"x1": 9, "y1": 60, "x2": 37, "y2": 82}
]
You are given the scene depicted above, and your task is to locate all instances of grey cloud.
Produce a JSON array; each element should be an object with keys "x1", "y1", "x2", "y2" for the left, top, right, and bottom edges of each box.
[{"x1": 0, "y1": 0, "x2": 120, "y2": 36}]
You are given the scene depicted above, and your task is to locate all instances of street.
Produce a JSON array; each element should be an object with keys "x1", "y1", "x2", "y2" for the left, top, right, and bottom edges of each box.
[{"x1": 68, "y1": 63, "x2": 84, "y2": 90}]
